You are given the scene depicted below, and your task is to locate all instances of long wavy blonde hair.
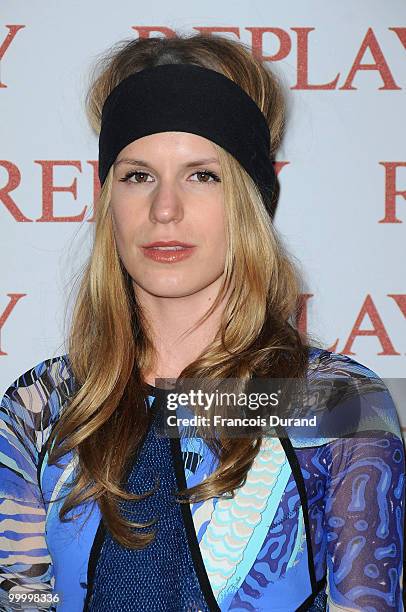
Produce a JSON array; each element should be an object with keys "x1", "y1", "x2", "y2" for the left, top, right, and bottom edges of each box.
[{"x1": 47, "y1": 32, "x2": 311, "y2": 549}]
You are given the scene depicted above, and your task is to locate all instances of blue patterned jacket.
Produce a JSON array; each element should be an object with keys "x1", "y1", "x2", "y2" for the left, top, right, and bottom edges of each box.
[{"x1": 0, "y1": 347, "x2": 404, "y2": 611}]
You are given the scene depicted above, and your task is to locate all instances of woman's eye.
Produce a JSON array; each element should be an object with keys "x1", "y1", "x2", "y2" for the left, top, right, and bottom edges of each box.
[
  {"x1": 119, "y1": 171, "x2": 153, "y2": 183},
  {"x1": 190, "y1": 171, "x2": 221, "y2": 183}
]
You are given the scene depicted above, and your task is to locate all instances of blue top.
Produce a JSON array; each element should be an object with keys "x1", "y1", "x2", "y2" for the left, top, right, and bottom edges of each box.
[{"x1": 0, "y1": 347, "x2": 404, "y2": 611}]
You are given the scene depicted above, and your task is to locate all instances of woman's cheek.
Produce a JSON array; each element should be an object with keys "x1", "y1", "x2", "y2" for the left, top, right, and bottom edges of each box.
[{"x1": 112, "y1": 207, "x2": 135, "y2": 246}]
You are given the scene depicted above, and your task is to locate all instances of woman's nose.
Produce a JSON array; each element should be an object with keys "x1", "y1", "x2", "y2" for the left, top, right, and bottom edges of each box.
[{"x1": 149, "y1": 180, "x2": 184, "y2": 224}]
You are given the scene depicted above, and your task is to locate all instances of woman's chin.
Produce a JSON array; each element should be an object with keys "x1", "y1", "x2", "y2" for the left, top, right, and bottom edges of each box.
[{"x1": 133, "y1": 277, "x2": 211, "y2": 299}]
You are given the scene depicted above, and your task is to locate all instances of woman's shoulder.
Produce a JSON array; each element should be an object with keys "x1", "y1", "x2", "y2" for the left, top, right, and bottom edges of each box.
[
  {"x1": 306, "y1": 344, "x2": 382, "y2": 379},
  {"x1": 0, "y1": 352, "x2": 74, "y2": 429},
  {"x1": 304, "y1": 345, "x2": 404, "y2": 441}
]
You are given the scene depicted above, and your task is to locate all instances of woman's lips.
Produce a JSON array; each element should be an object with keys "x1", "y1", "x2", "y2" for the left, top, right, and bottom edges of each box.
[{"x1": 141, "y1": 245, "x2": 195, "y2": 263}]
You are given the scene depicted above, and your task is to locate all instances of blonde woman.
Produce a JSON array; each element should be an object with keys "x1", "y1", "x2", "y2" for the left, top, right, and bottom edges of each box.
[{"x1": 0, "y1": 34, "x2": 404, "y2": 612}]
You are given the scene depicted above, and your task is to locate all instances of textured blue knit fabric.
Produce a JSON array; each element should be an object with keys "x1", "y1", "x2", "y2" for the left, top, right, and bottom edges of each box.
[
  {"x1": 87, "y1": 407, "x2": 210, "y2": 612},
  {"x1": 307, "y1": 590, "x2": 328, "y2": 611}
]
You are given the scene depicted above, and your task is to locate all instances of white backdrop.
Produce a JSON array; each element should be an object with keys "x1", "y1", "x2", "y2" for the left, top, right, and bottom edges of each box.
[{"x1": 1, "y1": 1, "x2": 405, "y2": 436}]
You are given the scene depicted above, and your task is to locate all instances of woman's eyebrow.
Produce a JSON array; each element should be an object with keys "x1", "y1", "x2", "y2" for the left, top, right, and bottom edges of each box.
[{"x1": 114, "y1": 157, "x2": 220, "y2": 169}]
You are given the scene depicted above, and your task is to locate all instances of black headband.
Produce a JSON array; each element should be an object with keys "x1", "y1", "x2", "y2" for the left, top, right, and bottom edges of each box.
[{"x1": 98, "y1": 63, "x2": 277, "y2": 209}]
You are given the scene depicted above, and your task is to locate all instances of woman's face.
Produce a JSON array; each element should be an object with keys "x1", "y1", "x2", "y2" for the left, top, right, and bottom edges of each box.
[{"x1": 110, "y1": 132, "x2": 226, "y2": 299}]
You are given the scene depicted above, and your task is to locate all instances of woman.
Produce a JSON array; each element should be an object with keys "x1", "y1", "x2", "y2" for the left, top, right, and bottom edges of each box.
[{"x1": 0, "y1": 33, "x2": 404, "y2": 612}]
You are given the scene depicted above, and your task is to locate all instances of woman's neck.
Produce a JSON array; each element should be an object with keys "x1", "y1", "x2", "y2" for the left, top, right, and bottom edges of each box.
[
  {"x1": 135, "y1": 279, "x2": 228, "y2": 385},
  {"x1": 142, "y1": 313, "x2": 222, "y2": 386}
]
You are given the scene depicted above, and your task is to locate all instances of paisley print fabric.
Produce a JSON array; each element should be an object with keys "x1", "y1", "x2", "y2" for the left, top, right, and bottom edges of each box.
[{"x1": 0, "y1": 347, "x2": 404, "y2": 611}]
